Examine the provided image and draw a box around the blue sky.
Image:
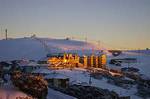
[0,0,150,49]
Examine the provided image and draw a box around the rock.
[63,85,125,99]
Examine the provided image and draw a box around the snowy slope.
[48,68,141,99]
[0,37,100,61]
[47,88,76,99]
[0,75,33,99]
[0,86,32,99]
[128,50,150,55]
[0,74,76,99]
[107,51,150,77]
[0,38,46,60]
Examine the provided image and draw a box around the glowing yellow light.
[64,59,67,63]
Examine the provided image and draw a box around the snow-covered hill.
[0,37,149,77]
[0,37,101,61]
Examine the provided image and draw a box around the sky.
[0,0,150,49]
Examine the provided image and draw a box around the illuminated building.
[47,53,107,69]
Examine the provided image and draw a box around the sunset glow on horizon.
[0,0,150,49]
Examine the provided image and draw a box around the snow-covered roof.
[44,73,69,79]
[23,62,38,66]
[107,65,121,71]
[32,68,53,74]
[140,74,150,80]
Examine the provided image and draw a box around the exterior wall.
[48,57,61,64]
[47,78,69,88]
[87,55,94,68]
[47,53,107,69]
[98,54,107,69]
[79,56,87,68]
[90,55,94,67]
[21,67,34,73]
[83,56,87,68]
[47,53,80,67]
[98,56,102,68]
[93,56,98,68]
[53,79,59,87]
[74,54,80,63]
[101,54,107,66]
[87,57,91,68]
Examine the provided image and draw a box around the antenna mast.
[5,29,7,40]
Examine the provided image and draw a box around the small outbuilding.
[44,73,69,88]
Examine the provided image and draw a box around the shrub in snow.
[11,71,48,99]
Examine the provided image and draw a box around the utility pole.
[0,27,2,39]
[98,40,101,50]
[89,68,92,85]
[5,29,7,40]
[85,37,87,43]
[84,32,87,43]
